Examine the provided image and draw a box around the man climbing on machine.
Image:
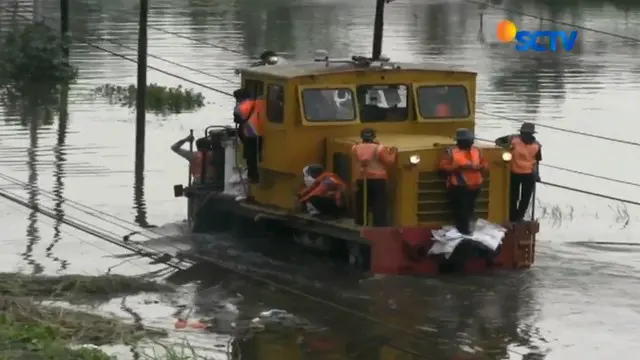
[297,164,347,219]
[495,122,542,222]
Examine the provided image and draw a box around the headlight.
[501,152,512,161]
[409,155,421,165]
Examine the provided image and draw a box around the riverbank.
[0,273,173,360]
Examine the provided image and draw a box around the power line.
[148,25,249,57]
[474,137,640,188]
[3,8,639,224]
[541,181,640,206]
[0,187,188,271]
[4,4,640,194]
[95,28,640,158]
[0,5,234,97]
[465,0,640,43]
[8,4,640,198]
[141,7,640,149]
[466,1,640,147]
[477,111,640,147]
[78,40,233,97]
[94,35,238,84]
[4,198,165,275]
[0,180,436,358]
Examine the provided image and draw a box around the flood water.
[1,0,640,358]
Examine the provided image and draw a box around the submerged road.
[1,0,640,358]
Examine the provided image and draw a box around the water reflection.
[45,85,70,272]
[168,261,547,359]
[354,274,547,359]
[22,107,44,275]
[423,3,452,55]
[133,146,150,228]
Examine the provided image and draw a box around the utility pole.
[134,0,148,226]
[135,0,148,184]
[60,0,69,58]
[371,0,385,60]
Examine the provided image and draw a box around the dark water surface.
[1,0,640,358]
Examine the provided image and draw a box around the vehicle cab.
[234,51,512,228]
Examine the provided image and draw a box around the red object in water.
[174,319,208,330]
[361,221,538,275]
[174,319,188,329]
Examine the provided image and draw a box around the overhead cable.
[465,0,640,43]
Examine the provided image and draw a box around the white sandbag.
[428,219,506,259]
[302,166,319,215]
[225,168,249,200]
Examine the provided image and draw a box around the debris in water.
[0,272,170,359]
[91,83,206,115]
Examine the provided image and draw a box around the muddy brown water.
[1,0,640,358]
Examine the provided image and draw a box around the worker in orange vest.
[438,128,487,235]
[171,135,215,184]
[233,88,265,183]
[495,122,542,222]
[297,164,347,218]
[352,128,398,227]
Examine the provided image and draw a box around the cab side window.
[244,79,264,98]
[266,84,284,123]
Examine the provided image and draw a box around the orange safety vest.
[510,136,540,174]
[434,103,452,117]
[351,142,395,180]
[442,147,484,188]
[299,172,346,206]
[190,151,214,182]
[237,98,256,120]
[242,98,265,137]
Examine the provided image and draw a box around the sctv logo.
[496,20,578,52]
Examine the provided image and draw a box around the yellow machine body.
[235,59,511,228]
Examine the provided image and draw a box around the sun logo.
[496,20,517,42]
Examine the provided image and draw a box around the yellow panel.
[486,150,511,223]
[262,126,289,172]
[396,166,418,226]
[261,80,290,173]
[392,145,511,227]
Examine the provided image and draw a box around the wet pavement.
[1,0,640,358]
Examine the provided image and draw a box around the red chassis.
[362,221,539,275]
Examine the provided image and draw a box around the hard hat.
[361,128,376,141]
[519,122,536,133]
[454,128,474,141]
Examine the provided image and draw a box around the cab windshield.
[301,88,356,122]
[416,85,469,119]
[356,84,408,122]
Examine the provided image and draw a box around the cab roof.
[240,60,477,79]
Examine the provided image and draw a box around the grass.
[91,83,206,116]
[0,273,175,360]
[0,273,173,301]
